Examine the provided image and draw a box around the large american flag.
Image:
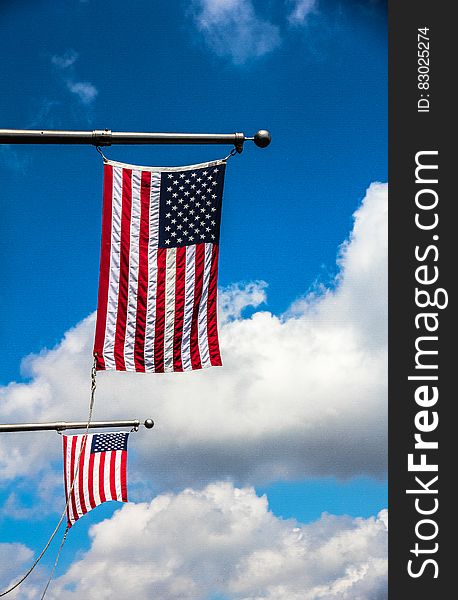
[63,432,129,527]
[93,158,226,372]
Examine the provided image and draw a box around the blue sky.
[0,1,387,597]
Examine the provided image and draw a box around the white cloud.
[66,81,98,104]
[0,471,63,520]
[190,0,281,64]
[219,280,268,322]
[45,482,387,600]
[50,50,98,105]
[0,183,387,489]
[0,543,33,589]
[288,0,318,25]
[51,50,79,69]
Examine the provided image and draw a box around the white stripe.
[181,245,196,371]
[114,451,123,501]
[104,451,112,500]
[144,173,160,372]
[103,167,123,369]
[197,244,212,368]
[123,169,141,370]
[163,248,177,372]
[92,452,101,508]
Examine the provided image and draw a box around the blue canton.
[91,432,129,453]
[158,164,225,248]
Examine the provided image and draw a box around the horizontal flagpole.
[0,419,154,433]
[0,129,271,150]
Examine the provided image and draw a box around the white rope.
[0,357,98,597]
[40,525,69,599]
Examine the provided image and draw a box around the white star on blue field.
[0,1,387,597]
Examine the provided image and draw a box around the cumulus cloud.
[219,280,268,322]
[50,50,98,105]
[0,183,387,492]
[288,0,318,25]
[42,482,387,599]
[190,0,281,64]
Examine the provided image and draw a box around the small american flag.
[93,158,226,372]
[63,432,129,527]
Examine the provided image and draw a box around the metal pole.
[0,129,271,150]
[0,419,154,433]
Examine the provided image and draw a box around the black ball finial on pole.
[253,130,271,148]
[144,419,155,429]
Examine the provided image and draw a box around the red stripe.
[153,248,167,372]
[69,437,78,525]
[99,452,106,504]
[114,169,132,370]
[190,243,205,370]
[94,164,113,370]
[172,247,187,371]
[77,436,88,517]
[120,450,128,502]
[133,171,151,372]
[109,452,117,500]
[207,245,222,366]
[88,451,96,509]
